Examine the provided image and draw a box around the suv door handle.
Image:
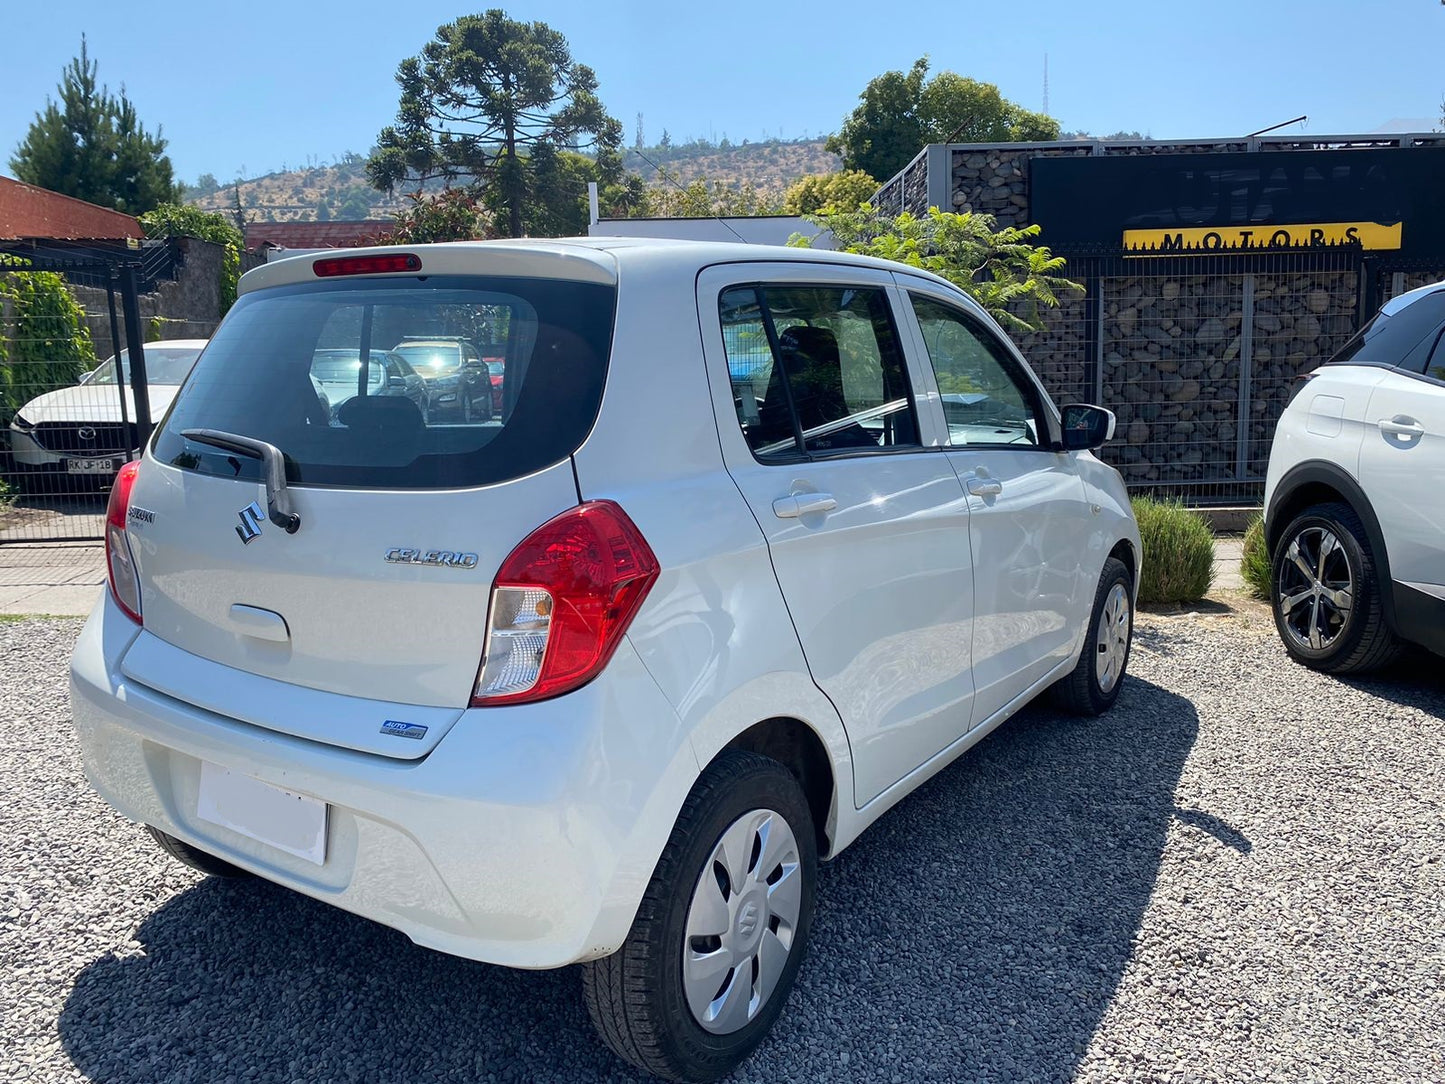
[967,477,1003,497]
[773,493,837,519]
[1378,416,1425,439]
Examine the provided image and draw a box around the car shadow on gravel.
[1335,650,1445,712]
[57,676,1199,1083]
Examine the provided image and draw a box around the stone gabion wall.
[901,154,929,216]
[909,139,1409,498]
[873,149,935,218]
[1095,269,1359,492]
[1099,274,1242,487]
[947,146,1080,227]
[1010,288,1091,407]
[1245,270,1359,474]
[1382,269,1445,301]
[872,169,907,218]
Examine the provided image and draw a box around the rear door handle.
[1378,416,1425,439]
[773,493,837,519]
[967,477,1003,497]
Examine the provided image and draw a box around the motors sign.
[1030,146,1445,259]
[1123,220,1403,256]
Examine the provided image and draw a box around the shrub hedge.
[1131,497,1215,605]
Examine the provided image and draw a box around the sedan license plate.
[196,762,328,865]
[66,456,117,474]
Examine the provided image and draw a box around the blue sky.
[3,0,1442,184]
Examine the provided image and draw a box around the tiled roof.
[243,220,395,252]
[0,176,144,241]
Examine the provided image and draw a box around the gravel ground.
[1,607,1442,1083]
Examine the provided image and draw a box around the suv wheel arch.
[1267,460,1397,634]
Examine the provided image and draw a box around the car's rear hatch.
[119,243,617,757]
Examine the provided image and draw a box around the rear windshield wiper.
[181,428,301,534]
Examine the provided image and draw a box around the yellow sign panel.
[1123,221,1403,255]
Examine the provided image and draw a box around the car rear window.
[153,275,615,488]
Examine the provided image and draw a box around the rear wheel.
[583,752,816,1082]
[1051,556,1133,715]
[145,826,252,878]
[1271,502,1403,673]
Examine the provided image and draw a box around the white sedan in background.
[7,340,207,485]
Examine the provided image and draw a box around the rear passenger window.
[718,285,918,460]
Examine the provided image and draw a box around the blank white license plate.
[196,762,328,865]
[66,456,118,474]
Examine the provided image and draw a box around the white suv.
[70,240,1140,1081]
[1264,279,1445,672]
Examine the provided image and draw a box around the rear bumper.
[69,593,699,968]
[1393,580,1445,658]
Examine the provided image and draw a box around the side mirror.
[1060,404,1116,451]
[387,375,407,390]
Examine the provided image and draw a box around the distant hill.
[621,138,840,195]
[188,138,842,223]
[190,157,406,223]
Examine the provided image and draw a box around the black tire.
[1051,556,1134,716]
[582,752,817,1082]
[146,826,252,878]
[1270,502,1404,674]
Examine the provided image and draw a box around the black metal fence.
[0,241,185,544]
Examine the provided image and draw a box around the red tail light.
[472,501,660,706]
[313,253,422,277]
[105,460,143,624]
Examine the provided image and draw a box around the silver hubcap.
[1278,526,1354,652]
[682,809,802,1035]
[1095,582,1131,694]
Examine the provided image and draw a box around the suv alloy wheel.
[1271,502,1404,673]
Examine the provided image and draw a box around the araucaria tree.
[10,38,177,215]
[368,11,630,238]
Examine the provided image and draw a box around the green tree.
[0,270,97,421]
[138,203,244,316]
[782,170,879,215]
[388,188,491,243]
[367,11,622,238]
[519,146,644,235]
[10,38,178,214]
[336,185,375,220]
[827,58,1061,181]
[793,205,1080,334]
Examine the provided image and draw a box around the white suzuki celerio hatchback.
[71,239,1141,1081]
